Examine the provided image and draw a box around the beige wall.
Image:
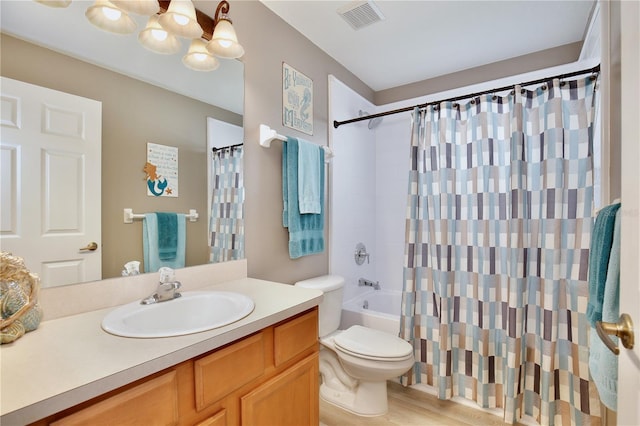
[233,2,584,283]
[1,1,590,286]
[232,2,373,284]
[1,34,242,279]
[375,42,583,105]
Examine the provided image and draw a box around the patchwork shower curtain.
[209,146,244,263]
[400,76,600,425]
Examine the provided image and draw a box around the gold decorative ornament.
[0,252,43,344]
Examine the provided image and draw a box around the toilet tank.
[294,275,344,337]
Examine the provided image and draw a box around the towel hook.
[595,313,635,355]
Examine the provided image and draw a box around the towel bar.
[123,209,199,224]
[259,124,333,162]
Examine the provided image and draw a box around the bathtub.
[340,289,401,335]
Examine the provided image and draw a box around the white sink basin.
[101,291,255,338]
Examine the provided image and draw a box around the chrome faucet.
[141,281,182,305]
[358,278,380,290]
[141,267,182,305]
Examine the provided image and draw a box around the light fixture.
[139,15,181,55]
[158,0,203,39]
[183,39,220,72]
[34,0,244,72]
[34,0,72,7]
[207,0,244,59]
[110,0,159,16]
[86,0,136,34]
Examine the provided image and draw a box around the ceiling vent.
[337,1,385,30]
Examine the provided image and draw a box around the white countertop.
[0,278,323,425]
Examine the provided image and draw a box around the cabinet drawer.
[52,370,179,426]
[195,332,265,411]
[274,308,318,367]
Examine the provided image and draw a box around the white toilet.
[295,275,414,417]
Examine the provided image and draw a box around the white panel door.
[0,77,101,288]
[617,1,640,424]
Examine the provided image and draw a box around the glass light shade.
[158,0,202,39]
[111,0,159,15]
[207,18,244,59]
[85,0,136,34]
[139,15,181,54]
[34,0,72,7]
[183,39,219,72]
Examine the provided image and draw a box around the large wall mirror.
[0,1,244,287]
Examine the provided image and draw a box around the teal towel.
[143,213,186,272]
[586,202,621,326]
[297,139,322,214]
[589,208,621,410]
[156,212,178,260]
[283,137,325,258]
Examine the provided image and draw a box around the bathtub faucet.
[358,278,380,290]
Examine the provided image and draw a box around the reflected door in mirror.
[0,77,102,288]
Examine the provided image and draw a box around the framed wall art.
[144,142,178,197]
[282,62,313,135]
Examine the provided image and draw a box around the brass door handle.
[79,242,98,252]
[595,313,635,355]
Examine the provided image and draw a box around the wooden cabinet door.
[195,409,227,426]
[240,353,318,426]
[51,371,179,426]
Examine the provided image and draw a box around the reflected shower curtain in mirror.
[400,76,600,425]
[209,146,244,263]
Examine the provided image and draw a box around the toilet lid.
[334,325,413,359]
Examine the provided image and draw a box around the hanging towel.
[589,207,621,410]
[143,213,186,272]
[586,202,621,326]
[156,212,178,260]
[282,137,325,258]
[297,138,322,214]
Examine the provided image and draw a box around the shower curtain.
[400,76,600,425]
[209,146,244,263]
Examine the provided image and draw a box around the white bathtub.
[340,289,401,336]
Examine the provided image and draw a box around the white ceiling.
[1,0,595,108]
[260,0,596,91]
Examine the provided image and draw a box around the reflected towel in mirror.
[143,213,186,272]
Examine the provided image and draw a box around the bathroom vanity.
[0,269,323,425]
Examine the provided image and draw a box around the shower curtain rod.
[212,142,243,152]
[333,64,600,129]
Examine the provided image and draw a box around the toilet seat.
[333,325,413,361]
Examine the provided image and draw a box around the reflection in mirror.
[0,1,244,287]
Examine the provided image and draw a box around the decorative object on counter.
[0,252,43,344]
[282,63,313,135]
